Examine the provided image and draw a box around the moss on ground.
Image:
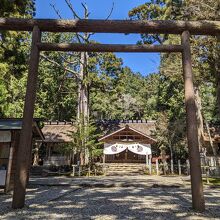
[203,177,220,186]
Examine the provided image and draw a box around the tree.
[69,116,102,165]
[0,0,35,117]
[129,0,219,159]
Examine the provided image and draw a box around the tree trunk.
[205,121,220,175]
[77,52,89,165]
[77,52,89,120]
[169,143,174,174]
[195,88,204,152]
[215,35,220,118]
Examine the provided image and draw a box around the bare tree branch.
[105,2,114,20]
[65,0,81,19]
[50,3,62,19]
[81,3,89,18]
[40,54,80,81]
[59,53,79,65]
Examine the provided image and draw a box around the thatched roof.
[99,124,156,144]
[41,120,156,143]
[97,120,156,137]
[42,122,75,143]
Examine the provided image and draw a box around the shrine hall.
[98,120,156,163]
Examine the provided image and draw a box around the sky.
[35,0,160,76]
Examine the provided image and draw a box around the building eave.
[99,125,156,143]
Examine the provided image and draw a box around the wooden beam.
[37,43,183,53]
[12,26,41,209]
[0,18,219,35]
[181,31,205,212]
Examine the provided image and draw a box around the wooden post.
[171,159,174,175]
[78,165,81,176]
[5,131,17,193]
[206,165,210,184]
[186,159,190,175]
[146,154,149,166]
[88,166,91,177]
[181,31,205,211]
[178,160,181,176]
[103,154,105,164]
[12,26,41,209]
[125,148,128,161]
[149,155,152,175]
[72,165,75,177]
[156,159,159,175]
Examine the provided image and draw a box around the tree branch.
[40,54,80,81]
[50,4,62,19]
[105,2,114,20]
[59,53,79,65]
[65,0,81,19]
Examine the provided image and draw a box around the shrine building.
[98,120,156,163]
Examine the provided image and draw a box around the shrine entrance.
[105,150,146,163]
[0,17,219,211]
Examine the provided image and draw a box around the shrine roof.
[98,120,156,143]
[41,121,75,143]
[0,118,44,139]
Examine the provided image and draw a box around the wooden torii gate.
[0,18,219,211]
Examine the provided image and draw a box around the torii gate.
[0,18,219,211]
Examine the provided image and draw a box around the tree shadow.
[1,176,220,219]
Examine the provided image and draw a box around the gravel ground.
[0,176,220,220]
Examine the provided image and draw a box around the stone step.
[106,171,145,176]
[106,165,145,168]
[107,168,144,171]
[105,163,146,176]
[106,163,146,165]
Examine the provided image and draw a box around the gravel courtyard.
[0,175,219,220]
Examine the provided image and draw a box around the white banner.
[104,143,151,155]
[104,144,127,155]
[128,144,151,155]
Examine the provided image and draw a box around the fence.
[201,156,220,177]
[71,164,105,177]
[149,157,220,177]
[147,159,190,176]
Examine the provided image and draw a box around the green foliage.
[129,0,219,160]
[69,116,102,160]
[0,0,35,17]
[0,0,35,117]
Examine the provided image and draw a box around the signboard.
[0,131,11,143]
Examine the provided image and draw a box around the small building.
[0,118,44,192]
[40,121,75,166]
[98,120,156,163]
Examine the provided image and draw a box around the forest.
[0,0,219,161]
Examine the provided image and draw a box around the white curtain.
[104,144,127,155]
[128,144,151,155]
[104,143,151,155]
